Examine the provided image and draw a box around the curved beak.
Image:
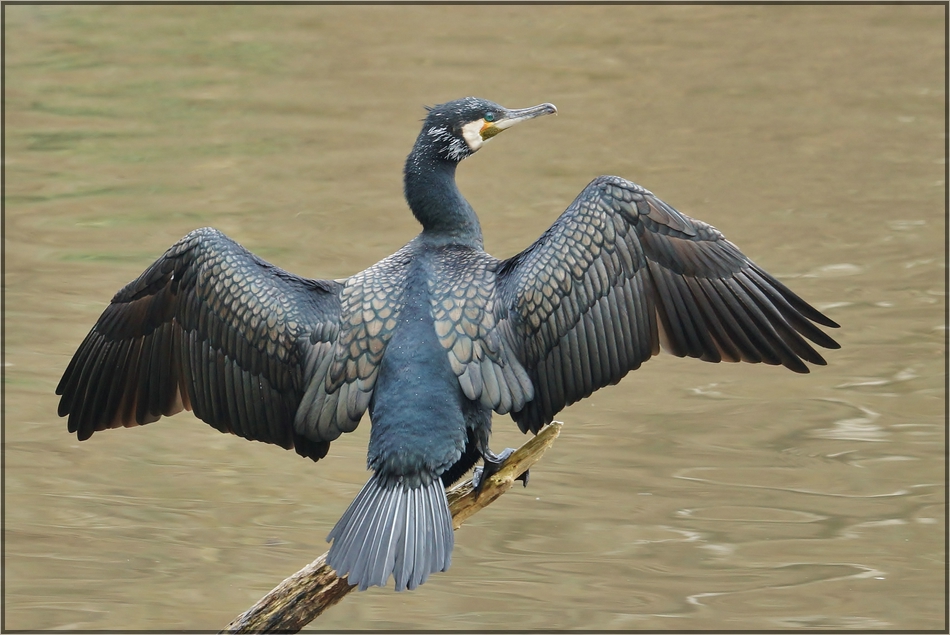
[481,102,557,140]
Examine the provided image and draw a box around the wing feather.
[496,176,840,433]
[56,227,345,461]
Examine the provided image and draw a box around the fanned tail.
[327,473,453,591]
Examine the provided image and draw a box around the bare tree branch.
[221,421,563,633]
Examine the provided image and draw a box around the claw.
[472,447,529,497]
[517,469,529,487]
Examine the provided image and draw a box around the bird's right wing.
[56,227,351,462]
[495,176,840,434]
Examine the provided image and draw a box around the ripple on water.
[811,401,886,442]
[675,505,826,523]
[674,466,908,498]
[770,615,892,629]
[804,263,864,277]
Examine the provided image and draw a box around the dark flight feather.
[56,227,346,460]
[496,175,840,434]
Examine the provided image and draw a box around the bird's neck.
[404,149,484,249]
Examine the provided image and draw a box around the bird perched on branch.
[57,97,839,592]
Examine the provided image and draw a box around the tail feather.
[331,479,388,579]
[327,474,453,591]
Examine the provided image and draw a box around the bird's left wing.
[495,176,840,434]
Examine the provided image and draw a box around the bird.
[56,96,840,592]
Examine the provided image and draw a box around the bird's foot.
[472,447,529,496]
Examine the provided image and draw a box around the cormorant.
[56,97,840,592]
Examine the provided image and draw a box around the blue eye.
[484,112,495,122]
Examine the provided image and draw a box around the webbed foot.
[472,447,529,496]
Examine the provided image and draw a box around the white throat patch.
[461,119,486,152]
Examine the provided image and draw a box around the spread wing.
[56,227,347,461]
[495,175,841,434]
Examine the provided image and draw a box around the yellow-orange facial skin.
[480,120,503,140]
[460,119,502,153]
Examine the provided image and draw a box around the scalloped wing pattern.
[497,176,840,434]
[428,246,533,415]
[56,227,343,461]
[295,247,413,442]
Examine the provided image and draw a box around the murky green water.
[4,5,944,631]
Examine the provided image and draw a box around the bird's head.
[418,97,557,163]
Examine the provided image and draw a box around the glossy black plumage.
[495,175,840,433]
[56,228,342,461]
[57,97,839,592]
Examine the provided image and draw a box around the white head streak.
[427,125,470,161]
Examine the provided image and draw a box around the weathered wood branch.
[221,421,562,634]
